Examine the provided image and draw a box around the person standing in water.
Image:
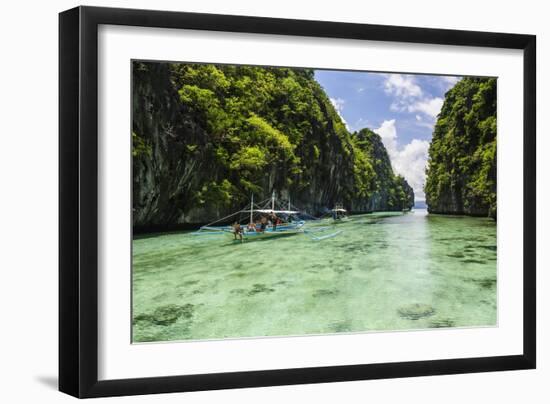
[232,222,243,242]
[269,211,278,231]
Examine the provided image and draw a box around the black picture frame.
[59,5,536,398]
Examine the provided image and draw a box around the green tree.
[425,78,497,217]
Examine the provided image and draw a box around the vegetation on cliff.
[354,128,414,211]
[425,78,497,218]
[132,62,414,227]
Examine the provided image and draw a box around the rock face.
[425,78,497,218]
[132,62,414,229]
[351,129,414,212]
[132,63,212,226]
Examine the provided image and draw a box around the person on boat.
[259,216,268,233]
[247,222,256,232]
[232,222,243,242]
[269,211,278,231]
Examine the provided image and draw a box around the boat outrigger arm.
[198,192,305,237]
[243,209,300,214]
[329,203,349,222]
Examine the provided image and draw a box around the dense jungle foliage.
[425,77,497,218]
[132,62,413,227]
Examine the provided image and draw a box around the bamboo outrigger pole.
[250,194,254,224]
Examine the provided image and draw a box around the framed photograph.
[59,6,536,398]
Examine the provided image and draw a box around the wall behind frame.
[0,0,545,403]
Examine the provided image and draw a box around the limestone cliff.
[132,62,414,229]
[425,78,496,218]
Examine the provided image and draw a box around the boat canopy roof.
[332,208,347,212]
[242,209,300,214]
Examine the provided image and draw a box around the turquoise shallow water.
[132,209,497,343]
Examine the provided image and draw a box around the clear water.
[132,209,497,343]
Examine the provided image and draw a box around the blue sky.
[314,70,460,201]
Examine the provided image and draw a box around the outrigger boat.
[331,203,350,223]
[195,192,341,242]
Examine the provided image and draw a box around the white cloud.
[374,119,429,201]
[393,139,430,202]
[389,101,403,112]
[351,117,371,132]
[415,120,437,130]
[383,74,423,99]
[407,97,444,119]
[383,74,445,121]
[375,119,398,149]
[441,76,460,89]
[330,97,345,111]
[415,114,422,121]
[329,97,350,130]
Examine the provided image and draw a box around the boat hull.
[229,229,302,242]
[228,221,305,242]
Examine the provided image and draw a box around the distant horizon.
[314,70,461,203]
[414,200,428,208]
